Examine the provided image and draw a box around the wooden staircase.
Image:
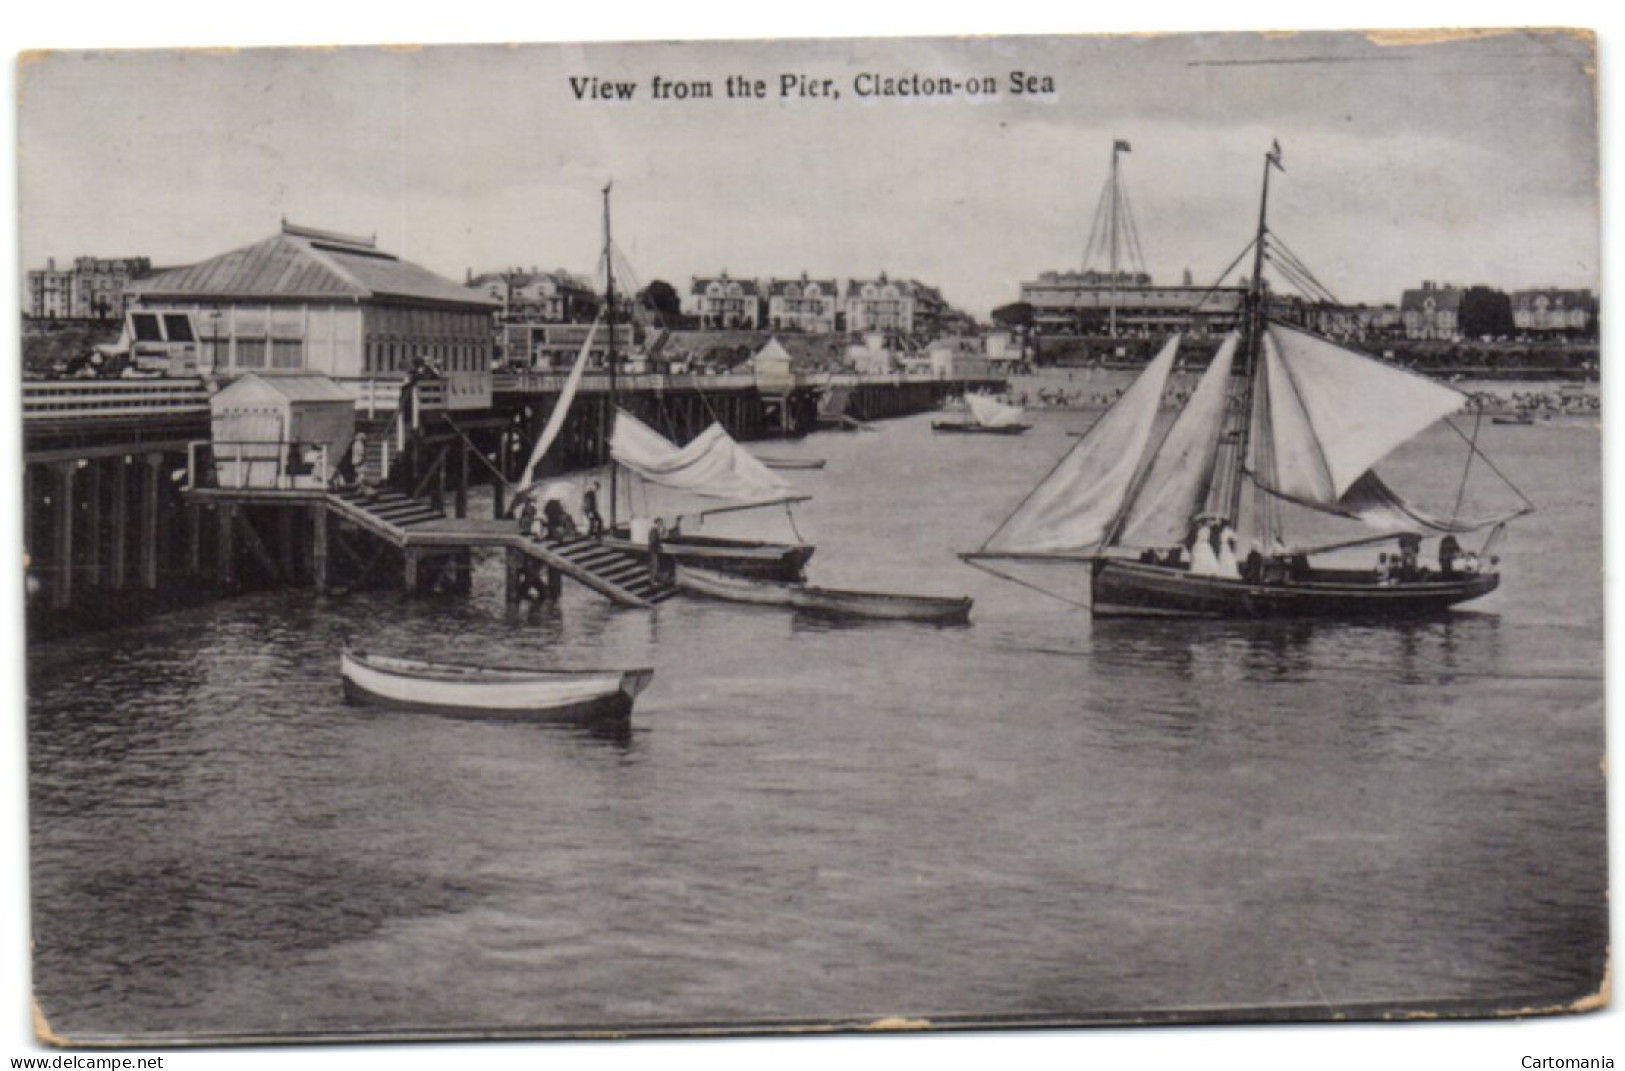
[327,487,446,541]
[532,534,679,606]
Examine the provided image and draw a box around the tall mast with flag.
[1083,139,1146,338]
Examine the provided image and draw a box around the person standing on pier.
[583,481,604,538]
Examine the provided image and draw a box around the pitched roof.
[767,276,839,298]
[1399,285,1464,313]
[132,223,498,309]
[213,373,358,406]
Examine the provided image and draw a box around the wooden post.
[456,550,473,594]
[546,564,563,601]
[51,463,76,609]
[85,459,103,588]
[310,504,329,594]
[492,474,506,521]
[278,506,297,581]
[454,438,469,519]
[504,547,522,606]
[110,458,129,589]
[404,547,422,594]
[187,501,203,575]
[141,453,163,589]
[217,503,237,588]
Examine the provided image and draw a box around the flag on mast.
[1268,139,1285,171]
[1114,139,1132,153]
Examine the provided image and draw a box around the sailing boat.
[585,184,815,582]
[933,392,1031,435]
[963,144,1531,618]
[598,408,816,580]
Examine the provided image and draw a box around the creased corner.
[33,998,72,1048]
[865,1016,933,1031]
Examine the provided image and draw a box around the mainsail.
[965,392,1026,428]
[610,410,792,502]
[516,316,601,494]
[1251,323,1524,534]
[979,335,1181,555]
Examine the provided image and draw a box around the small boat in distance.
[1492,413,1536,426]
[933,392,1031,435]
[675,564,973,624]
[340,649,653,721]
[753,457,828,470]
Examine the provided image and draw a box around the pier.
[22,369,1002,635]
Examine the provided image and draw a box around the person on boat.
[1242,542,1265,583]
[516,497,538,538]
[1438,535,1462,577]
[1396,533,1422,582]
[1374,553,1395,586]
[583,481,604,538]
[1215,524,1242,580]
[1188,521,1220,576]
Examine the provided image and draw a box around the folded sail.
[1262,323,1466,504]
[1116,332,1239,547]
[518,316,601,492]
[610,410,791,501]
[965,392,1026,428]
[979,335,1180,555]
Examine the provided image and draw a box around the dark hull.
[1091,559,1500,619]
[931,421,1031,435]
[603,533,815,582]
[676,565,972,624]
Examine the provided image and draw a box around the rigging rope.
[1442,417,1536,511]
[962,556,1094,610]
[1450,403,1484,524]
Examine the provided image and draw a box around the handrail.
[23,377,210,421]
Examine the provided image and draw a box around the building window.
[131,313,164,342]
[237,339,268,369]
[271,339,303,369]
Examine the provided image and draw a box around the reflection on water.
[27,413,1606,1040]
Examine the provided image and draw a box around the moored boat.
[340,649,653,721]
[934,392,1031,435]
[676,564,973,624]
[604,528,815,582]
[754,457,828,470]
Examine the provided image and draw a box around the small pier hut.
[209,374,355,489]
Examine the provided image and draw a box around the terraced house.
[765,273,839,333]
[689,272,762,329]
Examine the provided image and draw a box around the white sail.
[516,316,601,493]
[1115,332,1239,547]
[965,392,1026,428]
[1262,323,1466,503]
[610,410,791,501]
[980,335,1180,555]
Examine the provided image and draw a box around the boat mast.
[603,181,618,529]
[1223,143,1279,529]
[1108,144,1121,338]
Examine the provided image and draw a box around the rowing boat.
[931,420,1031,435]
[340,649,653,721]
[675,564,973,624]
[754,457,828,470]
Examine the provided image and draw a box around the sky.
[16,30,1599,318]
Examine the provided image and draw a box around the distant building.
[844,273,948,338]
[766,274,839,333]
[1511,288,1596,336]
[689,272,763,329]
[1301,302,1405,341]
[467,267,600,324]
[125,221,499,379]
[1399,281,1463,340]
[1019,269,1244,337]
[26,255,152,320]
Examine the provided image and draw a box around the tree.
[990,301,1034,329]
[638,279,683,320]
[1460,286,1514,340]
